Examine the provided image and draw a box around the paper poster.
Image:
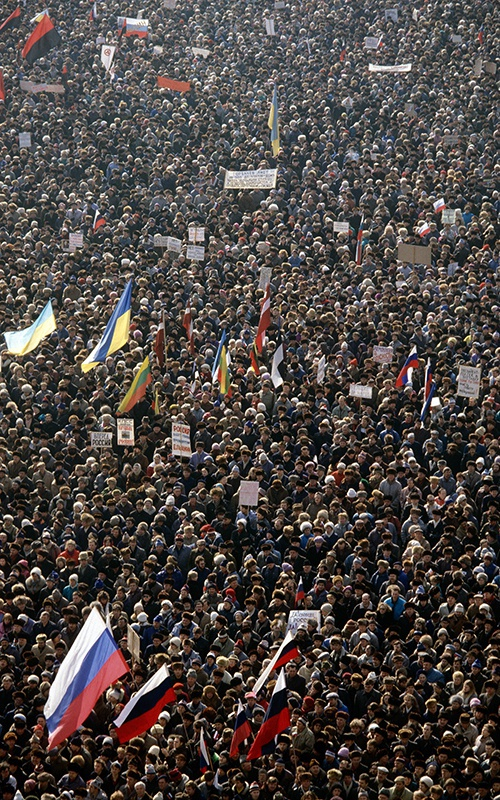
[259,267,272,289]
[287,610,321,634]
[90,431,113,448]
[384,8,398,21]
[364,37,381,49]
[239,481,260,507]
[101,44,116,72]
[224,169,277,189]
[117,418,135,446]
[485,62,497,75]
[442,134,460,146]
[451,34,462,43]
[405,102,417,117]
[349,384,373,399]
[18,133,32,148]
[188,226,205,243]
[265,18,276,36]
[474,58,483,76]
[373,345,393,364]
[186,245,205,261]
[68,233,84,251]
[167,236,182,253]
[154,234,170,247]
[457,366,481,399]
[333,221,350,233]
[172,422,191,458]
[275,0,286,7]
[163,0,177,7]
[398,243,432,265]
[368,63,412,73]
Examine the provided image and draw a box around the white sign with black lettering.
[90,431,114,449]
[287,610,321,634]
[186,245,205,261]
[457,366,481,399]
[172,422,191,458]
[117,418,135,446]
[349,384,373,399]
[333,221,350,234]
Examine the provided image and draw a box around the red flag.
[0,70,5,103]
[183,302,194,354]
[154,311,165,366]
[254,284,271,354]
[339,48,346,62]
[157,76,191,93]
[22,14,61,65]
[0,6,21,34]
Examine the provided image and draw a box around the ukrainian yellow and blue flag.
[268,84,280,156]
[4,300,56,356]
[81,280,132,372]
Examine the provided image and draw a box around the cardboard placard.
[90,431,113,448]
[117,418,135,446]
[239,481,260,507]
[172,422,191,458]
[398,243,432,265]
[457,366,481,399]
[441,209,458,225]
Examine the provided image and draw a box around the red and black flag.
[0,7,21,35]
[22,14,61,66]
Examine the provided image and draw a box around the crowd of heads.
[0,0,499,799]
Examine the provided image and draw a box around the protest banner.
[451,34,462,43]
[373,345,393,364]
[186,245,205,261]
[457,366,481,399]
[287,610,321,634]
[368,63,412,73]
[117,418,135,446]
[224,169,277,189]
[441,209,458,224]
[20,80,64,93]
[239,481,260,507]
[172,422,191,458]
[157,76,191,92]
[90,432,113,449]
[349,384,373,399]
[333,221,350,234]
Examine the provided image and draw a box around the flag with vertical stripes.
[271,331,286,388]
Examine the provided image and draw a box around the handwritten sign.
[265,18,275,36]
[167,236,182,253]
[364,37,381,49]
[441,209,458,225]
[333,221,350,234]
[90,432,113,449]
[186,245,205,261]
[117,418,135,446]
[373,345,393,364]
[287,610,321,634]
[154,235,170,248]
[349,384,373,399]
[259,267,272,289]
[18,133,32,148]
[457,366,481,399]
[68,233,84,252]
[188,226,205,243]
[172,422,191,458]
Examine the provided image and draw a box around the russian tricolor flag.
[200,727,211,774]
[395,346,419,388]
[230,699,253,758]
[253,631,300,695]
[93,208,106,232]
[125,20,148,37]
[355,215,364,265]
[433,197,446,213]
[418,221,431,237]
[420,359,436,421]
[44,608,128,748]
[114,664,176,743]
[247,670,290,760]
[295,576,305,608]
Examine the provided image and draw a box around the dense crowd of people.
[0,0,499,799]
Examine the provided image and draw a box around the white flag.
[101,44,116,72]
[317,355,326,385]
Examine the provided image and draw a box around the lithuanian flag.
[118,356,152,413]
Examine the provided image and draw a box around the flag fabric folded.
[268,84,280,156]
[0,6,21,34]
[420,359,436,421]
[0,69,5,103]
[295,577,305,608]
[89,2,97,22]
[229,700,252,759]
[114,664,176,743]
[199,727,211,774]
[355,214,364,265]
[212,329,227,382]
[418,221,431,237]
[81,280,132,372]
[433,197,446,213]
[395,346,419,388]
[4,300,56,356]
[154,311,165,366]
[117,356,152,413]
[317,354,326,384]
[271,331,286,388]
[253,631,300,696]
[183,302,194,354]
[22,14,61,65]
[93,208,106,232]
[247,670,290,759]
[44,608,128,748]
[249,342,260,374]
[157,76,191,93]
[255,284,271,353]
[219,343,231,396]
